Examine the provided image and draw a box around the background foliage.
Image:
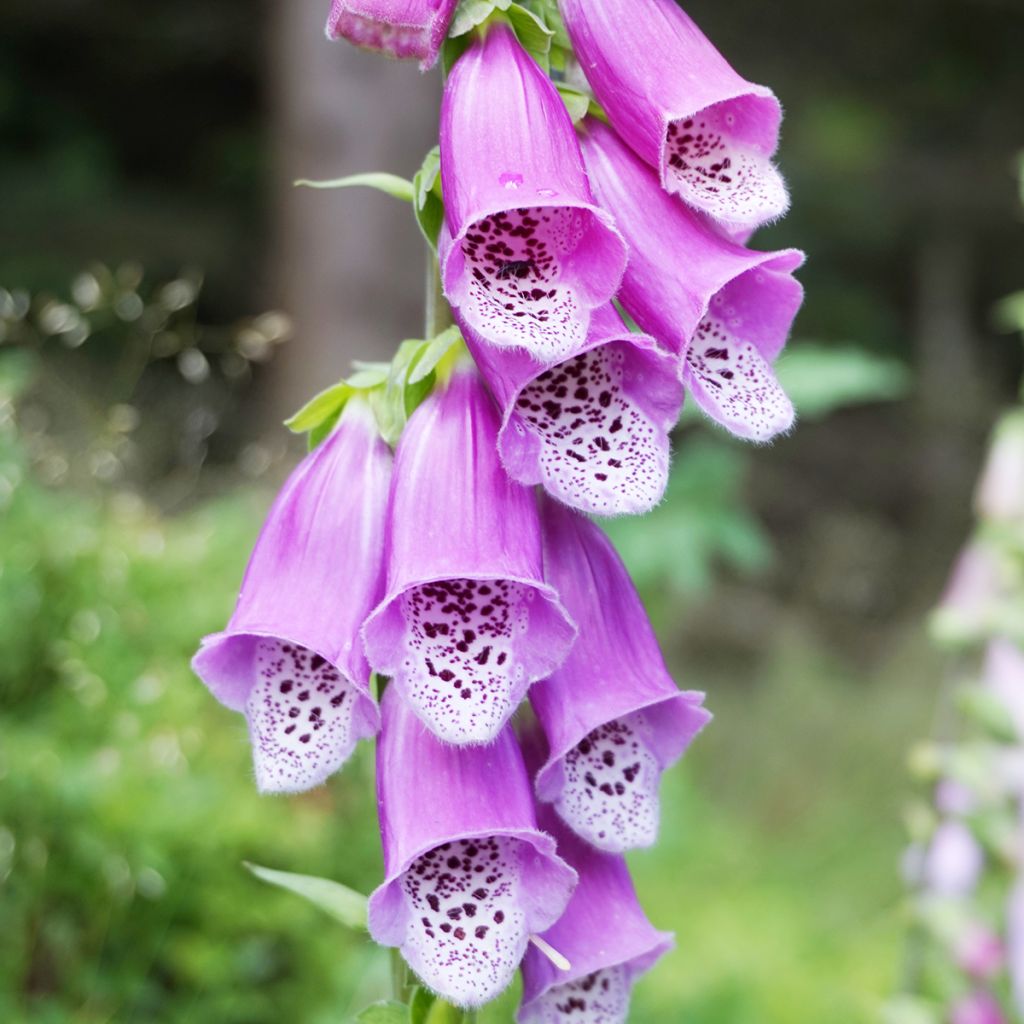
[1,0,1023,1021]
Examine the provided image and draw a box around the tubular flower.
[530,497,710,853]
[560,0,787,232]
[518,807,672,1024]
[362,364,576,745]
[464,303,683,517]
[580,118,803,443]
[438,23,626,362]
[325,0,458,69]
[368,686,577,1008]
[951,992,1007,1024]
[192,397,389,793]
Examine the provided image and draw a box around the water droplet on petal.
[536,188,558,198]
[499,172,524,190]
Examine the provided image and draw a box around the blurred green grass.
[0,413,938,1021]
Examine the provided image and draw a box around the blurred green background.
[2,1,1024,1022]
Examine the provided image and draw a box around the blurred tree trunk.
[267,0,440,421]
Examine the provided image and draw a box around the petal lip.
[464,304,684,517]
[368,688,578,953]
[439,22,626,355]
[530,498,710,803]
[561,0,785,228]
[517,806,674,1018]
[360,366,578,742]
[191,397,390,781]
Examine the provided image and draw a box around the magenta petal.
[325,0,458,69]
[369,687,577,1008]
[580,119,804,443]
[362,366,577,745]
[951,992,1007,1024]
[518,807,672,1024]
[465,304,683,517]
[192,398,389,793]
[530,498,710,853]
[439,24,626,361]
[561,0,787,230]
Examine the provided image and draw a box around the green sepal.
[294,172,415,204]
[556,84,592,125]
[284,365,390,450]
[354,1002,408,1024]
[243,861,368,930]
[413,146,445,250]
[446,0,554,71]
[448,0,510,38]
[505,3,555,69]
[423,1000,463,1024]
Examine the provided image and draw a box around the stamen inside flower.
[665,112,786,227]
[399,579,529,744]
[246,638,358,792]
[527,966,631,1024]
[460,207,589,359]
[683,309,793,442]
[400,836,529,1006]
[514,345,666,515]
[554,713,660,853]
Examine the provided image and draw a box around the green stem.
[425,251,453,339]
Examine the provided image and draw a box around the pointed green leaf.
[244,862,368,930]
[284,381,352,433]
[307,409,343,451]
[413,146,445,249]
[295,173,415,203]
[408,327,462,384]
[354,1002,408,1024]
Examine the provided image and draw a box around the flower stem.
[425,251,453,339]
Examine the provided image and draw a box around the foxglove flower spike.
[580,119,804,443]
[561,0,787,231]
[465,304,683,517]
[439,23,626,362]
[192,397,389,793]
[518,804,673,1024]
[325,0,458,69]
[531,497,710,853]
[362,364,576,745]
[369,687,577,1008]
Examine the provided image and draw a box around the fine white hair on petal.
[515,344,667,516]
[553,712,660,854]
[460,207,589,360]
[400,836,530,1007]
[664,109,788,228]
[684,312,794,442]
[247,638,357,792]
[525,965,632,1024]
[398,578,529,744]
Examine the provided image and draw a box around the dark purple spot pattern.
[246,638,356,792]
[461,206,589,359]
[527,966,630,1024]
[515,344,665,515]
[400,836,528,1006]
[554,713,659,854]
[684,308,792,442]
[399,579,529,743]
[665,112,785,226]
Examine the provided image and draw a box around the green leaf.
[993,290,1024,336]
[408,327,462,384]
[423,1001,463,1024]
[244,862,368,930]
[307,409,343,451]
[955,686,1019,742]
[775,343,911,419]
[412,147,445,249]
[354,1002,408,1024]
[284,381,352,433]
[294,173,415,203]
